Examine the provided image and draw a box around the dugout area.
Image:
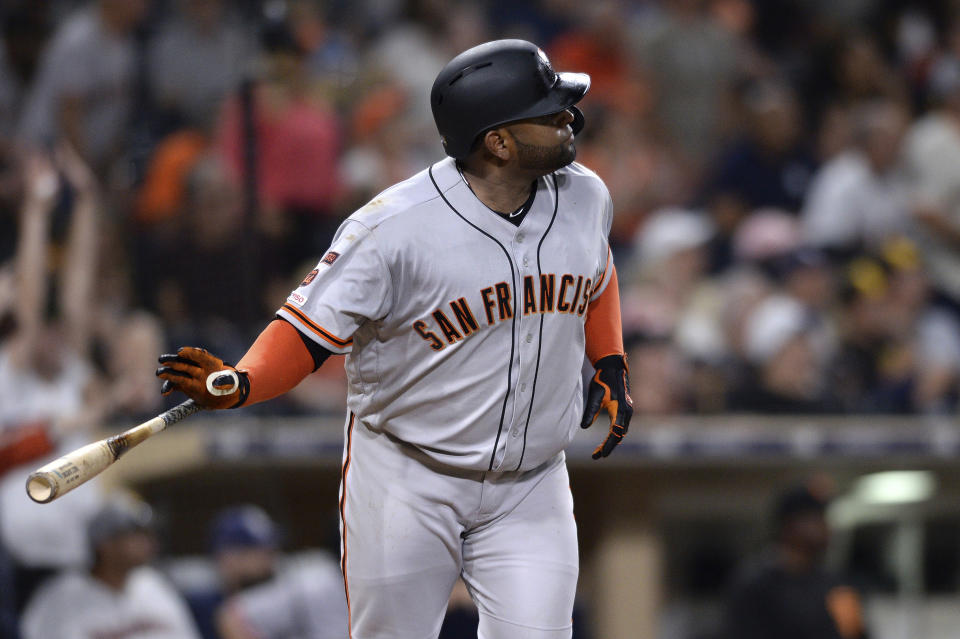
[103,413,960,639]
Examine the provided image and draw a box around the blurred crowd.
[1,0,960,635]
[14,495,352,639]
[0,0,959,424]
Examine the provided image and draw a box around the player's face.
[506,109,577,172]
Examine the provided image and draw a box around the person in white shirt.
[902,55,960,309]
[20,495,201,639]
[802,99,911,254]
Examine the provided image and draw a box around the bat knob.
[26,473,57,504]
[206,370,239,396]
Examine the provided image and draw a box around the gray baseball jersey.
[277,157,613,472]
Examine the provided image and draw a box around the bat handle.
[158,399,203,428]
[108,399,203,455]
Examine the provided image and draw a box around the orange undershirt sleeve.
[584,264,625,365]
[237,319,318,405]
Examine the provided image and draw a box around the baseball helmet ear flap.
[570,106,585,136]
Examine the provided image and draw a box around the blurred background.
[2,0,960,637]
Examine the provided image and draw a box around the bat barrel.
[24,439,116,504]
[25,400,201,505]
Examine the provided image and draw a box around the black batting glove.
[580,354,633,459]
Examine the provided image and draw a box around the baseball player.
[157,39,633,639]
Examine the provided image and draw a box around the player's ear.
[481,128,511,161]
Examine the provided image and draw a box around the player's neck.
[458,162,537,214]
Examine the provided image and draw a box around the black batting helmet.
[431,39,591,159]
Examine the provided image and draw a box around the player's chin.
[557,142,577,168]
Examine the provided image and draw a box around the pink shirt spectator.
[218,88,342,215]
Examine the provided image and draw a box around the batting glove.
[580,354,633,459]
[156,347,249,410]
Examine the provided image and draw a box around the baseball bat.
[25,400,202,504]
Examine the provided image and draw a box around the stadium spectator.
[902,53,960,314]
[703,79,817,221]
[17,0,149,175]
[727,212,838,366]
[829,254,908,413]
[0,136,23,266]
[574,89,683,254]
[636,0,743,167]
[803,29,907,129]
[0,40,21,142]
[547,1,637,112]
[0,140,167,638]
[829,31,907,108]
[149,0,256,131]
[216,551,348,639]
[183,505,283,639]
[142,153,255,355]
[486,0,574,45]
[879,238,960,414]
[623,208,715,331]
[622,209,718,413]
[0,148,105,636]
[0,3,52,141]
[801,99,911,257]
[718,478,868,639]
[728,294,840,413]
[20,495,201,639]
[766,247,835,315]
[624,328,691,415]
[339,82,425,204]
[215,4,345,282]
[285,0,360,105]
[831,239,960,414]
[360,0,463,155]
[134,126,212,228]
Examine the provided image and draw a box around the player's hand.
[156,347,249,410]
[580,354,633,459]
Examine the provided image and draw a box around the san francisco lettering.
[413,273,592,351]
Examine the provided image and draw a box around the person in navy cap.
[184,504,280,639]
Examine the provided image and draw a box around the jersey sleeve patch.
[279,219,393,355]
[300,268,319,286]
[287,291,308,307]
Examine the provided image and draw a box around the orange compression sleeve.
[584,263,625,365]
[237,319,317,405]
